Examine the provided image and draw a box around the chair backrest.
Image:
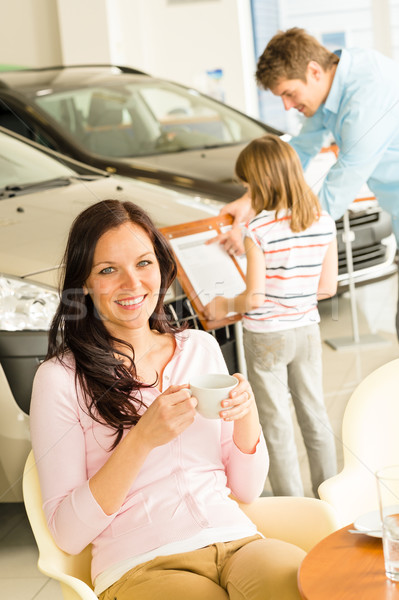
[319,358,399,524]
[85,94,137,157]
[23,450,97,600]
[340,358,399,471]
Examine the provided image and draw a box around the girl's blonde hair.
[235,134,321,232]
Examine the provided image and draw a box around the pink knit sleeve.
[30,359,115,554]
[222,428,269,503]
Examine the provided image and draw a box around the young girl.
[204,134,338,497]
[30,199,305,600]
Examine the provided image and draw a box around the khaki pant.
[99,535,305,600]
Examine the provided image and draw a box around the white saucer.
[353,510,382,538]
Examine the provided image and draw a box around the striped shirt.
[243,209,336,333]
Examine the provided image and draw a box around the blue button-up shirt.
[290,47,399,243]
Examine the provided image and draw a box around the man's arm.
[207,192,255,255]
[318,95,399,219]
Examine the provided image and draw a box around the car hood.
[119,143,372,204]
[0,176,221,288]
[125,144,247,199]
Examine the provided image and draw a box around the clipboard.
[160,214,246,331]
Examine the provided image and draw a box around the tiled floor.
[1,274,398,599]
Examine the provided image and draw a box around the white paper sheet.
[170,229,246,307]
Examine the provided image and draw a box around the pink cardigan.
[30,329,268,582]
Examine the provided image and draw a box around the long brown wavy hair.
[235,134,321,232]
[47,199,184,448]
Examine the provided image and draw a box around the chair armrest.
[318,466,380,527]
[38,557,98,600]
[237,496,339,552]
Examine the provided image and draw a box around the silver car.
[0,128,224,502]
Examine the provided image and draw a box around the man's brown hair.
[235,134,321,232]
[256,27,339,90]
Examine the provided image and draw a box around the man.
[218,27,399,334]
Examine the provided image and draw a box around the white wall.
[56,0,113,64]
[112,0,256,114]
[2,0,62,67]
[106,0,258,116]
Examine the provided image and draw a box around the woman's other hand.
[219,373,255,422]
[136,384,197,451]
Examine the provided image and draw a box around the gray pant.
[243,324,337,497]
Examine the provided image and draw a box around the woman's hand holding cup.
[189,372,255,421]
[219,373,256,421]
[136,373,258,455]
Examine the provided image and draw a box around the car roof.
[0,64,149,93]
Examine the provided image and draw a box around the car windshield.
[34,79,267,158]
[0,131,75,189]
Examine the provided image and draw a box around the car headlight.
[0,275,59,331]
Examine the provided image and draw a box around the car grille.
[335,211,379,230]
[337,243,388,274]
[335,208,393,275]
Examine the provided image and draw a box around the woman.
[30,199,305,600]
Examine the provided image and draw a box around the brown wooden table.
[298,524,399,599]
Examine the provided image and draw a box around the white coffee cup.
[189,373,239,419]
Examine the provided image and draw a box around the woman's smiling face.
[84,222,162,337]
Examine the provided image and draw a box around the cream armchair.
[23,450,339,600]
[318,358,399,527]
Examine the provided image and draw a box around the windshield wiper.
[4,176,73,193]
[0,176,77,199]
[69,174,107,182]
[202,142,240,150]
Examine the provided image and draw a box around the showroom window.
[250,0,287,132]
